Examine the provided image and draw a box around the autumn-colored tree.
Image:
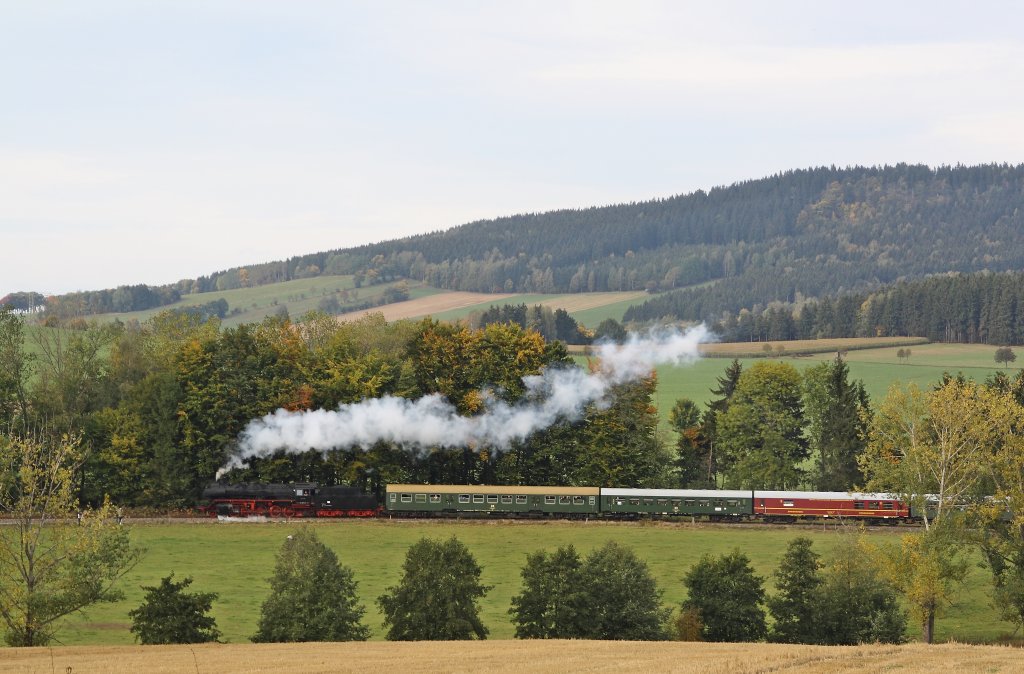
[0,433,141,646]
[576,375,671,488]
[879,528,968,643]
[861,379,1003,641]
[973,380,1024,631]
[861,380,1000,528]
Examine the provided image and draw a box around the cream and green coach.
[385,484,600,516]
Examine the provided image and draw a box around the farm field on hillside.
[334,289,647,325]
[650,341,1021,422]
[4,640,1023,674]
[425,291,648,325]
[95,276,435,327]
[56,520,1011,646]
[336,291,517,322]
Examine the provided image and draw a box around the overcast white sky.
[2,1,1023,296]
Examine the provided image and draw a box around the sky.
[2,1,1023,296]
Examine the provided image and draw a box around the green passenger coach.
[601,488,754,519]
[385,484,600,516]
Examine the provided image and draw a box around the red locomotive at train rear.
[753,491,909,521]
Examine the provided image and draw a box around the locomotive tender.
[201,482,916,522]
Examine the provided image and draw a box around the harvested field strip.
[336,291,516,322]
[567,336,929,357]
[3,641,1021,674]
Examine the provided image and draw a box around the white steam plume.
[218,324,711,477]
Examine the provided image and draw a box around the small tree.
[682,550,766,642]
[378,536,491,640]
[129,574,220,644]
[815,531,907,645]
[881,526,968,643]
[509,545,588,638]
[674,607,704,641]
[767,537,823,643]
[0,433,141,646]
[995,346,1017,368]
[578,541,670,640]
[669,398,709,487]
[252,527,369,643]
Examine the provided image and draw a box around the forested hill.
[23,163,1024,318]
[204,163,1024,306]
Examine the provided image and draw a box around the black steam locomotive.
[199,482,379,518]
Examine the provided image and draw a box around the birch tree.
[0,433,140,646]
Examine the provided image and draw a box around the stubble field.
[4,640,1023,674]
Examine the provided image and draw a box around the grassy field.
[4,640,1023,674]
[425,291,647,327]
[54,520,1014,647]
[649,342,1021,421]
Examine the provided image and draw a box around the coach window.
[401,494,412,503]
[643,498,653,506]
[698,500,709,507]
[459,494,470,503]
[559,496,571,505]
[782,500,794,507]
[684,499,694,507]
[389,493,396,502]
[473,494,485,503]
[883,502,894,510]
[629,498,640,506]
[501,495,513,504]
[726,500,737,507]
[854,501,864,509]
[429,494,441,503]
[614,497,625,506]
[657,499,668,506]
[487,495,498,504]
[415,494,427,503]
[573,496,584,505]
[672,500,681,507]
[545,496,556,505]
[516,495,528,505]
[589,496,596,505]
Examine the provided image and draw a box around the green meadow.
[651,342,1021,424]
[58,520,1011,646]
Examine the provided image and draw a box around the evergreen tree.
[767,537,822,643]
[378,536,491,640]
[669,398,709,487]
[129,574,220,644]
[702,359,743,486]
[803,355,869,491]
[682,550,767,642]
[252,528,369,643]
